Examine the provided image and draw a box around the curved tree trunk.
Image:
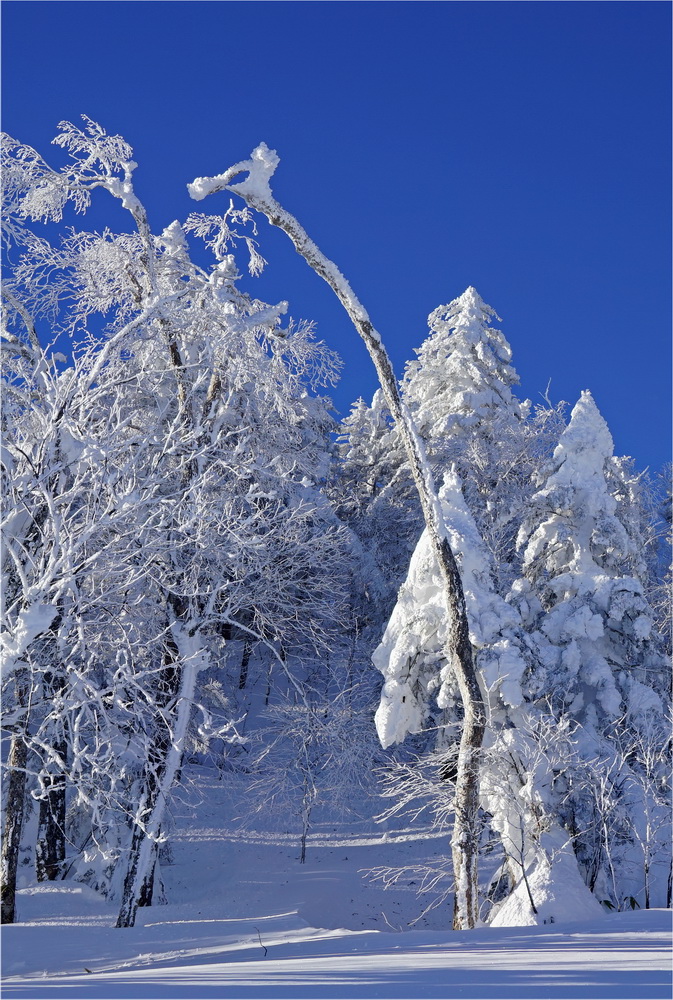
[189,153,487,928]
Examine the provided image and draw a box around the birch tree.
[188,145,486,929]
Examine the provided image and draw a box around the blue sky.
[3,0,671,472]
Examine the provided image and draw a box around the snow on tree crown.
[519,390,634,580]
[548,390,614,488]
[403,287,522,443]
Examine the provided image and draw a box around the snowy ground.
[3,768,671,1000]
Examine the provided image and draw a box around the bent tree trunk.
[189,148,487,929]
[1,671,30,924]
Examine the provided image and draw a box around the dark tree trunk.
[35,755,67,882]
[238,640,252,690]
[1,672,30,924]
[35,671,68,882]
[1,732,28,924]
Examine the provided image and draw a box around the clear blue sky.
[3,1,671,472]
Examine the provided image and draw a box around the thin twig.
[254,926,268,957]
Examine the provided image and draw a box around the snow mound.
[490,838,604,927]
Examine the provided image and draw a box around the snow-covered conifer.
[334,390,420,612]
[511,390,670,907]
[372,468,604,924]
[373,468,525,750]
[401,288,535,590]
[513,391,666,721]
[402,287,523,453]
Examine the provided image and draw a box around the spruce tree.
[402,287,533,591]
[510,391,670,908]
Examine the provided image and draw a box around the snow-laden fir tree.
[512,391,667,721]
[334,390,420,614]
[373,468,605,925]
[402,287,523,454]
[401,286,534,590]
[335,287,539,611]
[606,455,670,647]
[509,390,671,909]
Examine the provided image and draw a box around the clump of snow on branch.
[373,468,527,750]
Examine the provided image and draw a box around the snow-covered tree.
[372,467,605,924]
[1,120,353,928]
[401,287,535,588]
[509,390,670,908]
[334,390,420,614]
[512,391,667,721]
[372,387,671,919]
[336,392,402,507]
[340,288,560,610]
[606,456,670,653]
[4,121,667,934]
[402,287,523,455]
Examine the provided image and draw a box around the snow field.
[3,770,671,999]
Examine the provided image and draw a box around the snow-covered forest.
[1,120,670,993]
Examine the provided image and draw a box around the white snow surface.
[3,768,670,1000]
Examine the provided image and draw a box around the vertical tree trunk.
[1,732,28,924]
[116,799,160,927]
[190,158,487,928]
[238,639,252,690]
[1,672,29,924]
[299,773,315,865]
[35,671,68,882]
[35,755,67,882]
